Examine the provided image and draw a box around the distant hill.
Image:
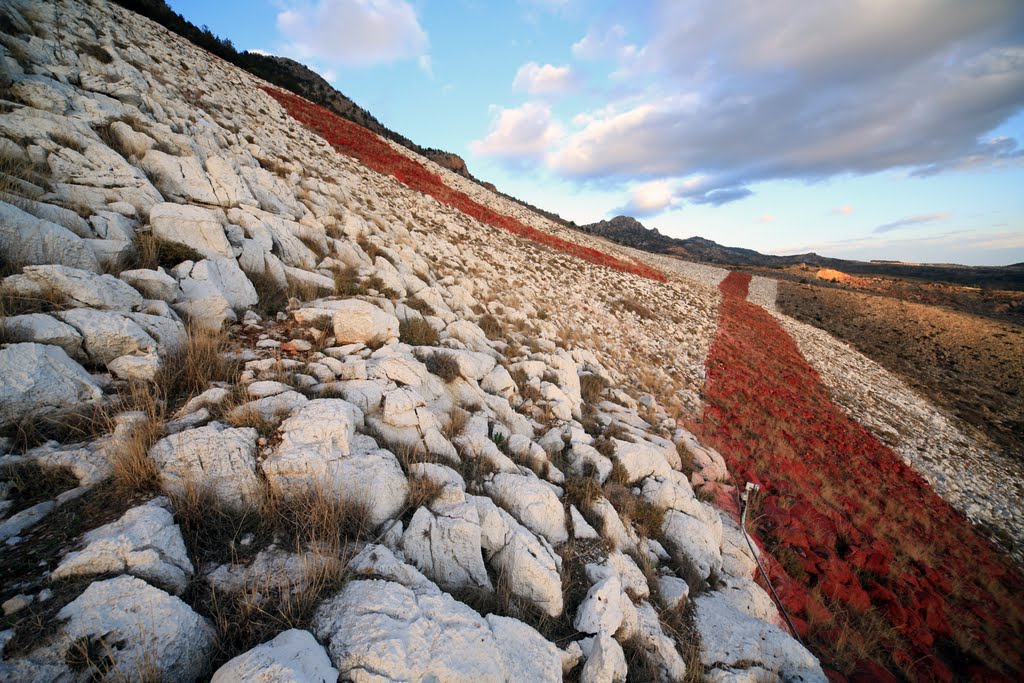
[110,0,475,180]
[580,215,1024,291]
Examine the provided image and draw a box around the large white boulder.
[148,423,261,512]
[472,495,564,617]
[574,575,637,638]
[661,507,724,586]
[140,150,220,205]
[210,629,338,683]
[313,579,561,682]
[633,601,688,683]
[484,472,568,546]
[51,498,193,594]
[262,400,408,528]
[402,498,491,591]
[0,201,100,272]
[59,308,157,365]
[0,313,83,358]
[51,577,214,683]
[5,264,144,310]
[119,268,179,303]
[0,343,102,429]
[331,299,400,345]
[176,257,258,310]
[579,633,628,683]
[149,202,232,260]
[694,592,826,682]
[611,438,674,484]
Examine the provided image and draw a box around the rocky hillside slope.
[0,0,1019,681]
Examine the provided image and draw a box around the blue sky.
[168,0,1024,266]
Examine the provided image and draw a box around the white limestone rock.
[139,150,220,205]
[149,203,232,260]
[205,546,341,599]
[657,576,690,611]
[694,591,827,682]
[661,507,724,585]
[580,633,628,683]
[262,399,408,528]
[633,601,688,682]
[571,504,600,540]
[119,268,179,303]
[0,313,83,358]
[313,579,561,682]
[484,472,568,546]
[53,576,215,682]
[331,299,400,345]
[347,543,441,597]
[51,498,193,594]
[402,499,490,591]
[148,423,261,513]
[176,257,259,311]
[59,308,157,366]
[574,575,637,638]
[472,495,564,617]
[0,343,102,429]
[611,438,673,484]
[586,551,650,601]
[0,201,100,272]
[5,264,143,310]
[107,350,161,381]
[210,629,338,683]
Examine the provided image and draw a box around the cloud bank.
[473,0,1024,211]
[277,0,427,66]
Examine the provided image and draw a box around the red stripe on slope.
[259,86,665,283]
[697,271,1024,681]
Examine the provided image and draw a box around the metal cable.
[740,482,805,647]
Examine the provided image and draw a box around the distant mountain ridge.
[580,216,1024,290]
[110,0,474,180]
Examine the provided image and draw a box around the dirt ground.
[777,281,1024,461]
[751,265,1024,326]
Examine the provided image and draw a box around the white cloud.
[418,54,433,78]
[775,229,1024,265]
[277,0,427,66]
[247,48,274,56]
[469,102,564,164]
[544,1,1024,203]
[571,24,632,61]
[512,62,575,95]
[616,179,677,216]
[874,211,952,234]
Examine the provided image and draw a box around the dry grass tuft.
[268,484,376,551]
[615,297,655,321]
[424,351,460,382]
[405,475,446,511]
[154,323,239,411]
[131,233,204,271]
[580,373,609,405]
[564,476,604,510]
[0,461,78,514]
[6,403,110,454]
[332,265,362,296]
[399,317,440,346]
[404,295,433,316]
[248,269,289,317]
[477,313,502,340]
[442,407,470,441]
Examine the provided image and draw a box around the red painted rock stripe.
[260,86,665,283]
[697,271,1024,681]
